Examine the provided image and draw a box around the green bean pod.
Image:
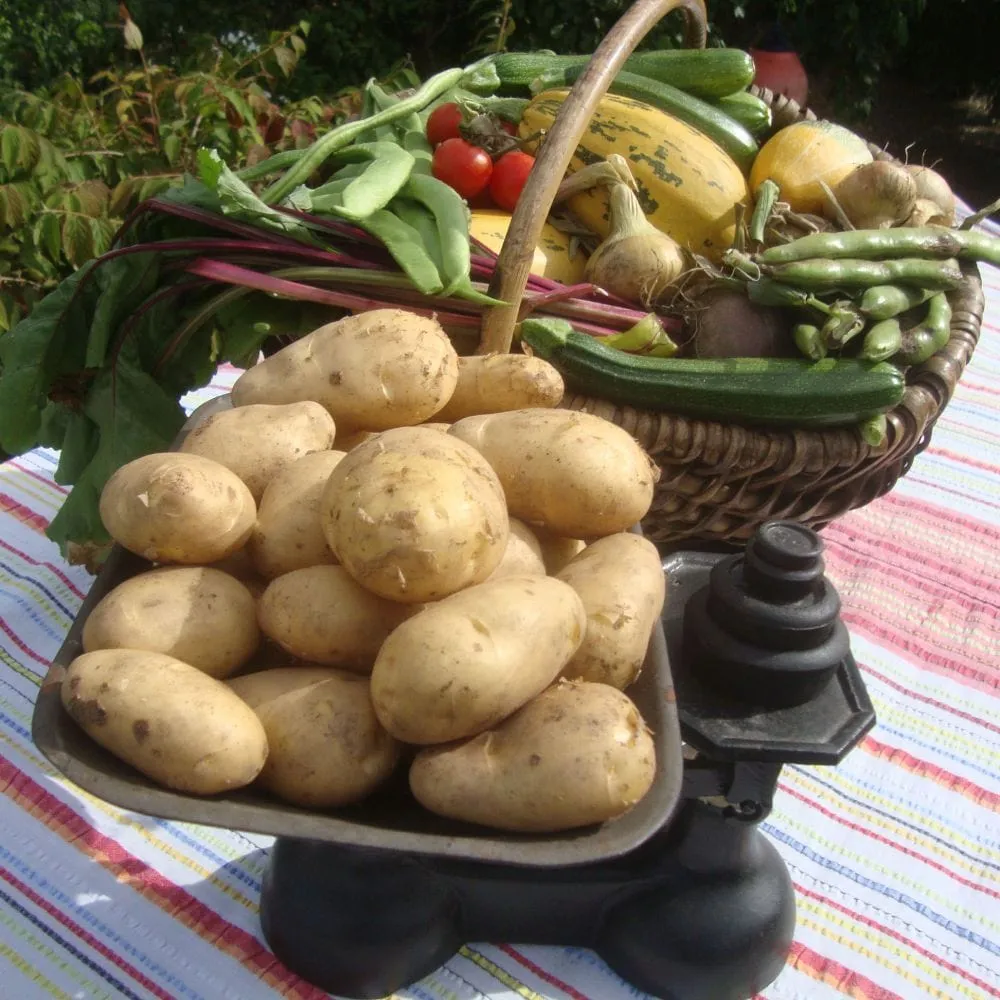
[746,278,814,309]
[389,196,446,278]
[858,284,937,321]
[859,318,903,362]
[766,257,963,291]
[400,173,472,295]
[895,292,953,365]
[338,144,415,220]
[859,413,888,448]
[353,209,444,294]
[820,302,865,349]
[749,179,780,245]
[262,62,476,203]
[759,226,1000,267]
[794,323,826,361]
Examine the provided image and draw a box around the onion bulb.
[831,160,917,229]
[905,165,956,226]
[584,182,686,306]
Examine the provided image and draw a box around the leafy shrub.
[0,19,344,333]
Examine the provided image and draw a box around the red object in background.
[750,47,809,107]
[426,102,464,147]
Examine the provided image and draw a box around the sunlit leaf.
[62,214,95,268]
[123,19,144,52]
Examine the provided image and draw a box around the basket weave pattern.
[561,87,985,545]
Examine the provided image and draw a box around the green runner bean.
[858,284,937,321]
[859,318,903,362]
[766,257,963,291]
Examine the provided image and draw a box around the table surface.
[1,216,998,1000]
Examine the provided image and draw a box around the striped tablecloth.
[2,224,998,1000]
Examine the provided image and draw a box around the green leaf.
[272,45,297,77]
[196,148,317,243]
[46,349,187,554]
[123,19,144,52]
[163,133,182,167]
[85,251,160,368]
[1,125,39,176]
[37,401,72,451]
[34,212,62,261]
[54,410,99,485]
[0,264,98,454]
[62,214,95,268]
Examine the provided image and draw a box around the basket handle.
[478,0,708,355]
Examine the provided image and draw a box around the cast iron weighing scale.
[34,512,874,1000]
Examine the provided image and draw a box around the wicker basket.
[477,0,984,547]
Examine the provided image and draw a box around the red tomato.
[432,138,493,199]
[425,102,464,147]
[489,150,535,211]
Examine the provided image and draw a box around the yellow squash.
[519,90,748,262]
[469,209,588,285]
[750,120,873,215]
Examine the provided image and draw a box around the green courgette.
[520,318,905,428]
[714,91,773,137]
[490,48,755,100]
[531,66,758,171]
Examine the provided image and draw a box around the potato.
[486,518,546,580]
[370,574,586,744]
[448,409,657,538]
[99,452,256,564]
[205,547,269,599]
[228,667,399,808]
[419,422,452,433]
[321,427,509,603]
[533,526,587,574]
[178,401,336,501]
[231,309,459,430]
[433,353,564,423]
[81,567,259,679]
[335,427,376,451]
[62,649,268,796]
[257,565,415,671]
[409,679,656,833]
[249,450,346,579]
[556,533,666,689]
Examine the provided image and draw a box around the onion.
[831,160,917,229]
[584,182,687,306]
[905,165,956,226]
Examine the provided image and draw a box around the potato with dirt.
[228,667,400,808]
[177,400,336,501]
[61,649,268,795]
[82,566,259,679]
[370,574,586,744]
[99,452,256,564]
[249,449,346,579]
[409,679,656,832]
[448,408,657,538]
[231,309,459,430]
[320,426,509,603]
[433,353,564,423]
[556,533,666,689]
[257,564,416,672]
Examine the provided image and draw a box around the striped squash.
[468,209,589,285]
[519,89,748,262]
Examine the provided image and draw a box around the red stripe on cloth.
[0,537,88,600]
[959,379,1000,397]
[7,461,69,494]
[825,528,1000,601]
[498,944,592,1000]
[863,664,1000,737]
[780,784,1000,900]
[0,864,176,1000]
[786,940,902,999]
[862,735,1000,811]
[794,882,1000,998]
[0,616,50,667]
[0,757,327,999]
[0,493,50,533]
[843,493,1000,544]
[926,445,1000,476]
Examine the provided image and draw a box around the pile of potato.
[61,308,669,834]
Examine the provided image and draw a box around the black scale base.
[258,523,876,1000]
